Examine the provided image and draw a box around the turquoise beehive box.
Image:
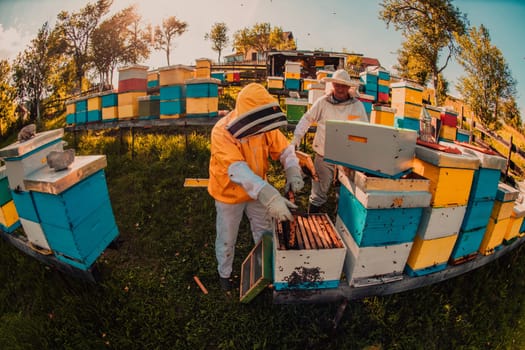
[23,155,119,270]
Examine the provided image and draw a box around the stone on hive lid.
[18,124,36,142]
[46,149,75,171]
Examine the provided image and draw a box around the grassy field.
[2,124,525,349]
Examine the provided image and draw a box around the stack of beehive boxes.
[359,71,378,102]
[211,71,226,84]
[225,71,240,84]
[336,168,431,286]
[86,93,102,123]
[185,78,220,118]
[118,65,148,119]
[302,78,318,92]
[391,81,424,133]
[65,100,76,125]
[284,61,301,91]
[74,98,88,124]
[0,129,64,252]
[479,183,520,255]
[0,165,20,233]
[158,65,194,119]
[448,143,506,263]
[376,69,390,104]
[307,82,325,108]
[147,70,159,89]
[406,144,479,276]
[504,197,525,244]
[100,90,119,121]
[439,107,458,141]
[358,93,375,117]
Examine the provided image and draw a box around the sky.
[0,0,524,117]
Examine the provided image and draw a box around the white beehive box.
[325,120,417,178]
[0,129,64,191]
[19,218,51,251]
[417,205,467,240]
[336,216,413,287]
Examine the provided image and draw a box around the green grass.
[2,125,525,349]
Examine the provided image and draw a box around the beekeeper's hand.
[291,137,301,149]
[258,184,296,221]
[285,166,304,193]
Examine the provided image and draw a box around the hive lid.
[23,155,107,195]
[440,141,507,171]
[496,182,520,202]
[415,144,480,170]
[185,77,221,85]
[0,129,64,159]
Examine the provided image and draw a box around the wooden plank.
[297,216,312,250]
[320,215,344,248]
[309,215,330,249]
[294,218,305,250]
[303,216,322,249]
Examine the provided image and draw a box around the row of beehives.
[0,129,119,271]
[64,61,235,124]
[272,120,525,290]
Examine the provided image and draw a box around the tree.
[204,22,229,64]
[455,25,517,128]
[501,97,522,132]
[232,28,252,58]
[55,0,112,91]
[379,0,467,105]
[233,23,295,62]
[153,16,188,66]
[0,60,17,137]
[12,22,58,124]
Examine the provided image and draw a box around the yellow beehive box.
[186,97,218,115]
[0,200,19,228]
[390,81,423,105]
[195,58,212,69]
[118,91,145,106]
[479,217,510,255]
[147,70,159,82]
[315,59,324,67]
[316,70,332,81]
[87,94,102,111]
[102,106,118,120]
[491,200,515,221]
[284,72,300,80]
[118,104,139,119]
[159,65,195,86]
[505,214,524,242]
[267,76,284,89]
[391,101,421,119]
[370,105,396,126]
[406,233,458,270]
[412,145,479,207]
[378,78,390,86]
[66,100,76,115]
[439,124,457,141]
[302,78,318,91]
[195,67,211,78]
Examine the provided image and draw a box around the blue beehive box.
[394,116,420,133]
[75,99,88,124]
[185,78,219,98]
[160,85,185,100]
[285,78,301,91]
[160,100,185,115]
[101,92,118,108]
[450,226,486,262]
[23,155,119,270]
[337,167,431,247]
[11,190,40,222]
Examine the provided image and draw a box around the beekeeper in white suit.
[292,69,369,213]
[208,83,304,291]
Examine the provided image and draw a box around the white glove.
[285,166,304,193]
[291,137,301,149]
[258,184,297,221]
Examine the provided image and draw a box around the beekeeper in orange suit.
[292,69,368,213]
[208,83,304,291]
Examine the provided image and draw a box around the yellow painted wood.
[195,67,211,78]
[159,66,195,86]
[391,84,423,105]
[491,200,515,221]
[371,109,395,126]
[284,72,300,79]
[87,95,101,111]
[0,200,19,227]
[425,105,442,119]
[118,91,146,106]
[186,97,218,114]
[378,78,390,86]
[195,58,212,69]
[184,178,209,187]
[66,102,76,114]
[439,124,457,140]
[118,104,139,119]
[391,101,421,118]
[147,70,159,82]
[479,217,509,255]
[406,234,458,269]
[160,114,183,119]
[267,77,284,89]
[102,106,118,120]
[412,158,474,207]
[505,215,524,241]
[303,78,318,90]
[346,167,430,192]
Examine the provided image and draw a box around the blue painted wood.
[338,185,422,246]
[160,85,185,100]
[461,198,495,232]
[32,170,110,229]
[450,226,486,261]
[378,84,390,94]
[273,279,340,291]
[43,200,118,269]
[469,168,500,202]
[405,262,447,277]
[284,79,301,91]
[87,110,101,123]
[75,99,87,111]
[0,221,21,233]
[76,110,87,124]
[186,83,218,98]
[377,70,390,80]
[11,191,39,222]
[160,100,185,115]
[394,116,420,132]
[147,80,159,88]
[101,93,118,108]
[0,177,11,206]
[66,114,75,124]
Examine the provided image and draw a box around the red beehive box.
[440,108,458,127]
